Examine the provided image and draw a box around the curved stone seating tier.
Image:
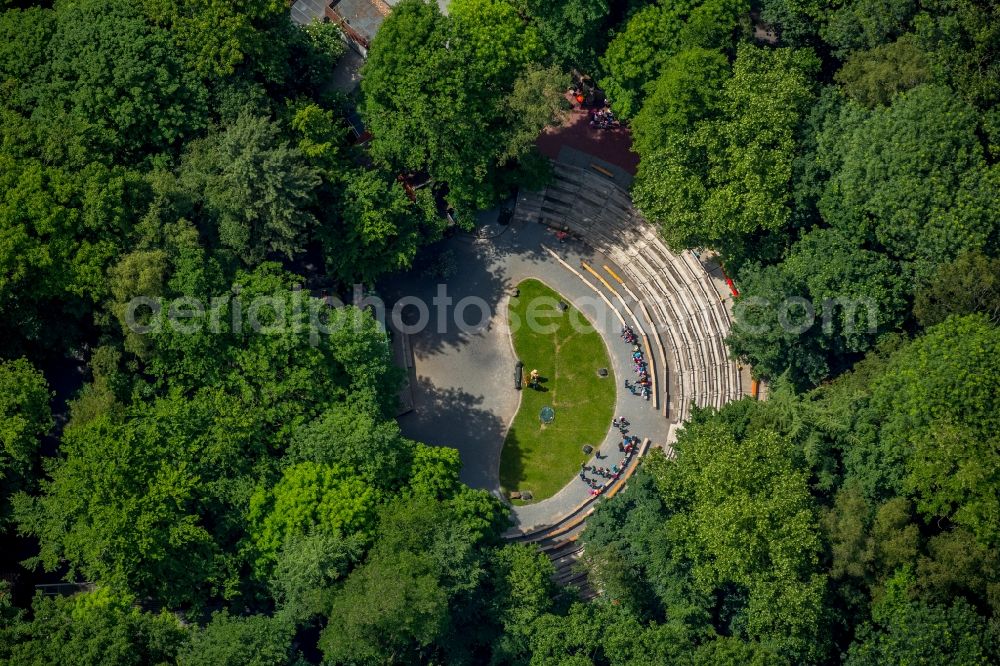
[507,164,742,599]
[508,436,653,599]
[514,162,743,423]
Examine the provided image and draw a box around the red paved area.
[535,94,640,175]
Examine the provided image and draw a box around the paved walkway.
[535,94,639,175]
[380,213,671,531]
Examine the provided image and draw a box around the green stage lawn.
[500,279,616,502]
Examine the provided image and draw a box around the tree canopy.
[632,44,818,251]
[815,84,999,280]
[2,0,1000,663]
[599,0,748,119]
[571,317,1000,662]
[0,359,51,490]
[360,0,565,219]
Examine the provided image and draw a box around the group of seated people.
[617,434,640,454]
[575,329,653,495]
[621,327,651,400]
[589,108,619,130]
[612,415,630,434]
[578,426,642,495]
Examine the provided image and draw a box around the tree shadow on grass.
[498,424,526,495]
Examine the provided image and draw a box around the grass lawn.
[500,278,616,502]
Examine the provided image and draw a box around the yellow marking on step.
[580,261,614,292]
[603,265,625,285]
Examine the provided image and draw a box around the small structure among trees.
[291,0,398,57]
[327,0,397,57]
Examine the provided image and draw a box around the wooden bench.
[589,163,615,179]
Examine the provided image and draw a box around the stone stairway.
[541,533,597,601]
[507,437,653,601]
[510,500,595,599]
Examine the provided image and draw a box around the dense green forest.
[0,0,998,663]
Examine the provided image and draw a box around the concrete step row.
[544,537,595,598]
[530,163,742,422]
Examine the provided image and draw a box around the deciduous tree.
[318,495,495,663]
[869,315,1000,547]
[178,611,297,666]
[632,45,819,250]
[0,589,185,666]
[834,34,930,106]
[248,462,380,573]
[322,167,443,285]
[846,570,1000,665]
[816,84,1000,280]
[360,0,559,218]
[178,112,320,264]
[630,47,730,157]
[511,0,610,71]
[914,250,1000,327]
[0,358,51,486]
[40,0,209,160]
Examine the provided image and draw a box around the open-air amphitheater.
[495,161,755,598]
[516,162,747,421]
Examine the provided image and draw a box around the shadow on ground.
[498,425,526,493]
[379,217,639,499]
[397,376,508,490]
[380,236,513,359]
